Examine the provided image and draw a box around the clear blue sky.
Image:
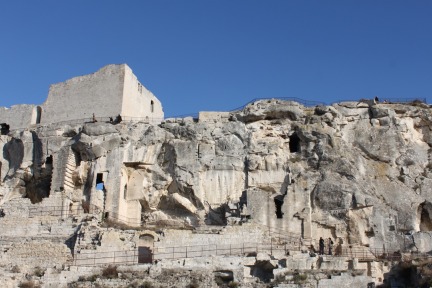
[0,1,431,117]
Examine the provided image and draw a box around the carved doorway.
[138,234,154,263]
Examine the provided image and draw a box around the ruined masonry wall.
[41,64,125,124]
[122,65,164,123]
[155,225,266,249]
[0,104,35,129]
[0,64,165,129]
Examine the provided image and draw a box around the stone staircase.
[63,151,77,192]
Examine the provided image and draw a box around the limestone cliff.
[1,99,432,287]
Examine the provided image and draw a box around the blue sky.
[0,1,431,117]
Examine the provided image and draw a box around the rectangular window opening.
[96,173,104,190]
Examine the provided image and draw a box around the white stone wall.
[198,111,230,123]
[122,65,164,123]
[0,64,164,128]
[41,64,125,124]
[0,104,35,129]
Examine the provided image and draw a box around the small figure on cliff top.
[92,113,97,123]
[374,96,379,103]
[115,114,122,124]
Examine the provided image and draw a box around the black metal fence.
[72,249,139,266]
[153,241,291,261]
[71,240,293,266]
[28,205,87,218]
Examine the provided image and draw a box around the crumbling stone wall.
[0,64,164,129]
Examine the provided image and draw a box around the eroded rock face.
[1,99,432,253]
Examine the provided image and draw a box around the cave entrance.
[418,202,432,231]
[274,195,284,219]
[289,133,301,153]
[138,234,154,263]
[25,155,52,204]
[46,155,53,165]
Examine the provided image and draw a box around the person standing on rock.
[319,237,325,255]
[328,238,334,255]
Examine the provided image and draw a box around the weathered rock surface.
[1,99,432,287]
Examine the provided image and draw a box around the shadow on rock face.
[3,138,24,176]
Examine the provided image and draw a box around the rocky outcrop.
[1,99,432,286]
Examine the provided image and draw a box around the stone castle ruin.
[0,64,163,129]
[0,65,432,287]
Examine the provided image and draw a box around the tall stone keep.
[0,64,164,128]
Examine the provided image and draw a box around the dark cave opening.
[274,196,284,219]
[289,133,301,153]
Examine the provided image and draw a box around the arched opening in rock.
[417,202,432,231]
[289,133,301,153]
[138,234,154,263]
[274,195,284,219]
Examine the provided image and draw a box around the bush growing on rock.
[33,266,45,277]
[101,265,118,279]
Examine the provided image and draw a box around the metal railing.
[73,249,139,266]
[70,238,296,267]
[229,97,326,112]
[68,239,432,267]
[154,242,262,260]
[258,223,303,250]
[332,97,426,105]
[28,205,87,218]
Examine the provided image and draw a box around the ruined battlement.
[0,64,164,129]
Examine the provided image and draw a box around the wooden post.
[271,238,273,255]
